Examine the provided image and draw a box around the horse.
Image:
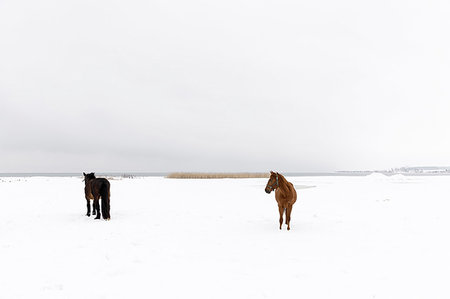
[265,171,297,230]
[83,172,111,220]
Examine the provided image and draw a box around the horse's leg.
[278,205,284,230]
[86,198,91,217]
[286,205,293,231]
[94,196,101,219]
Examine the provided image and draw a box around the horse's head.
[265,171,279,194]
[83,172,96,182]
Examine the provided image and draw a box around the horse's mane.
[277,173,290,192]
[85,172,96,181]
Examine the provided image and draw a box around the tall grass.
[166,172,269,179]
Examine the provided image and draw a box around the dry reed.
[166,172,270,179]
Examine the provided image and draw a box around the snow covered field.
[1,174,450,298]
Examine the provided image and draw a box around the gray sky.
[1,0,450,173]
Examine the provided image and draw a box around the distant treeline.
[166,172,270,179]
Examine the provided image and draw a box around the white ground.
[1,174,450,298]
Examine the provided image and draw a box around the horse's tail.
[100,180,111,219]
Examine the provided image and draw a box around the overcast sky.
[1,0,450,173]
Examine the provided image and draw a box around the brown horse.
[265,171,297,230]
[83,172,111,220]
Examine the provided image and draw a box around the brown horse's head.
[83,172,96,182]
[265,171,279,194]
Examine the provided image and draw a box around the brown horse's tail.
[100,181,111,219]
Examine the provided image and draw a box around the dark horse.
[265,171,297,230]
[83,172,111,220]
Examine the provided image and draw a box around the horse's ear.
[270,171,274,174]
[83,172,86,176]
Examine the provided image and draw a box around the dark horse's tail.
[100,180,111,220]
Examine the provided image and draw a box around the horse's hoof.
[86,214,90,217]
[287,227,290,231]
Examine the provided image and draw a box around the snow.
[1,175,450,298]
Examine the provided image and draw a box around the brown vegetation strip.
[166,172,270,179]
